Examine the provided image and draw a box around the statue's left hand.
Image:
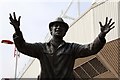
[99,17,115,34]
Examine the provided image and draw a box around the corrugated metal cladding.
[93,1,119,42]
[65,10,95,44]
[100,38,120,74]
[65,0,119,43]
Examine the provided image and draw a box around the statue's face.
[50,23,67,38]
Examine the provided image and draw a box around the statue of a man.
[9,12,115,80]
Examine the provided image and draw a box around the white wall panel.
[93,1,119,42]
[18,59,40,78]
[65,9,94,44]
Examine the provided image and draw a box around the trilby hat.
[49,17,69,30]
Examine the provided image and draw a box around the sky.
[0,0,94,79]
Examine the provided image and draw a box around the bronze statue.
[9,12,115,80]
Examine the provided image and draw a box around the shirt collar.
[49,39,66,48]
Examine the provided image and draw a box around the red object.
[1,40,14,44]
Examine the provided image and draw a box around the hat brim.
[49,21,69,30]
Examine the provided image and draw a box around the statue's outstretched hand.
[99,17,115,34]
[9,12,21,31]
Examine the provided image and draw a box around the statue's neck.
[51,36,63,47]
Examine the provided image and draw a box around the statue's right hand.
[9,12,21,31]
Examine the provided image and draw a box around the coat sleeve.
[73,36,106,59]
[13,31,43,58]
